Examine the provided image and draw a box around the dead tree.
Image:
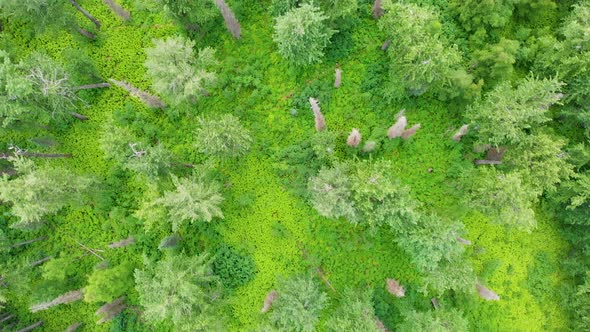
[456,237,472,245]
[260,290,278,313]
[108,237,135,249]
[102,0,130,21]
[474,160,502,165]
[334,68,342,88]
[96,297,126,324]
[214,0,241,39]
[401,124,421,140]
[65,322,83,332]
[485,147,506,162]
[30,289,84,312]
[16,321,43,332]
[362,140,376,153]
[452,124,469,142]
[346,128,361,147]
[0,313,15,324]
[31,257,52,267]
[77,28,96,39]
[476,283,500,301]
[68,0,101,29]
[316,267,336,293]
[375,317,391,332]
[11,236,47,248]
[309,97,326,132]
[372,0,384,19]
[109,79,166,109]
[431,297,440,309]
[381,39,391,51]
[75,82,111,90]
[386,278,405,297]
[387,116,407,139]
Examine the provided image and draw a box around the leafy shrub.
[212,245,256,290]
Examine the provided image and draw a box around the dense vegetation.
[0,0,589,331]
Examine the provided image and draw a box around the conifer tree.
[194,114,252,158]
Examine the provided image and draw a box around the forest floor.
[0,0,573,331]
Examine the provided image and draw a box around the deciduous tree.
[134,254,221,331]
[145,37,217,106]
[194,114,252,158]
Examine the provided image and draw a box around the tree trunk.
[31,257,52,267]
[474,160,502,165]
[16,321,43,332]
[381,39,391,51]
[70,111,89,121]
[102,0,130,21]
[69,0,101,29]
[109,79,166,109]
[108,237,135,249]
[11,236,47,248]
[0,314,15,324]
[77,27,96,39]
[431,297,440,309]
[30,290,84,312]
[65,322,83,332]
[75,83,111,90]
[20,152,73,158]
[214,0,241,39]
[372,0,384,19]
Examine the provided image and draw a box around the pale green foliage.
[504,133,572,194]
[268,275,328,332]
[466,167,537,232]
[0,288,6,310]
[397,214,465,272]
[194,114,252,158]
[349,160,419,229]
[270,0,357,18]
[308,163,357,221]
[0,51,34,127]
[325,288,380,332]
[466,76,564,147]
[24,52,79,120]
[0,157,95,226]
[125,143,173,179]
[422,261,477,295]
[308,160,418,229]
[84,263,134,303]
[273,3,336,65]
[135,253,221,331]
[399,309,469,332]
[145,37,217,105]
[155,175,224,231]
[379,1,475,101]
[100,119,172,178]
[0,51,78,127]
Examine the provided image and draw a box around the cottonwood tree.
[153,175,224,231]
[273,3,336,65]
[398,309,469,332]
[466,167,537,232]
[144,37,217,106]
[466,76,563,147]
[308,163,357,221]
[134,253,222,331]
[326,288,381,332]
[268,275,327,331]
[379,1,477,101]
[0,0,101,38]
[194,114,252,158]
[99,119,172,178]
[0,157,95,227]
[0,52,87,127]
